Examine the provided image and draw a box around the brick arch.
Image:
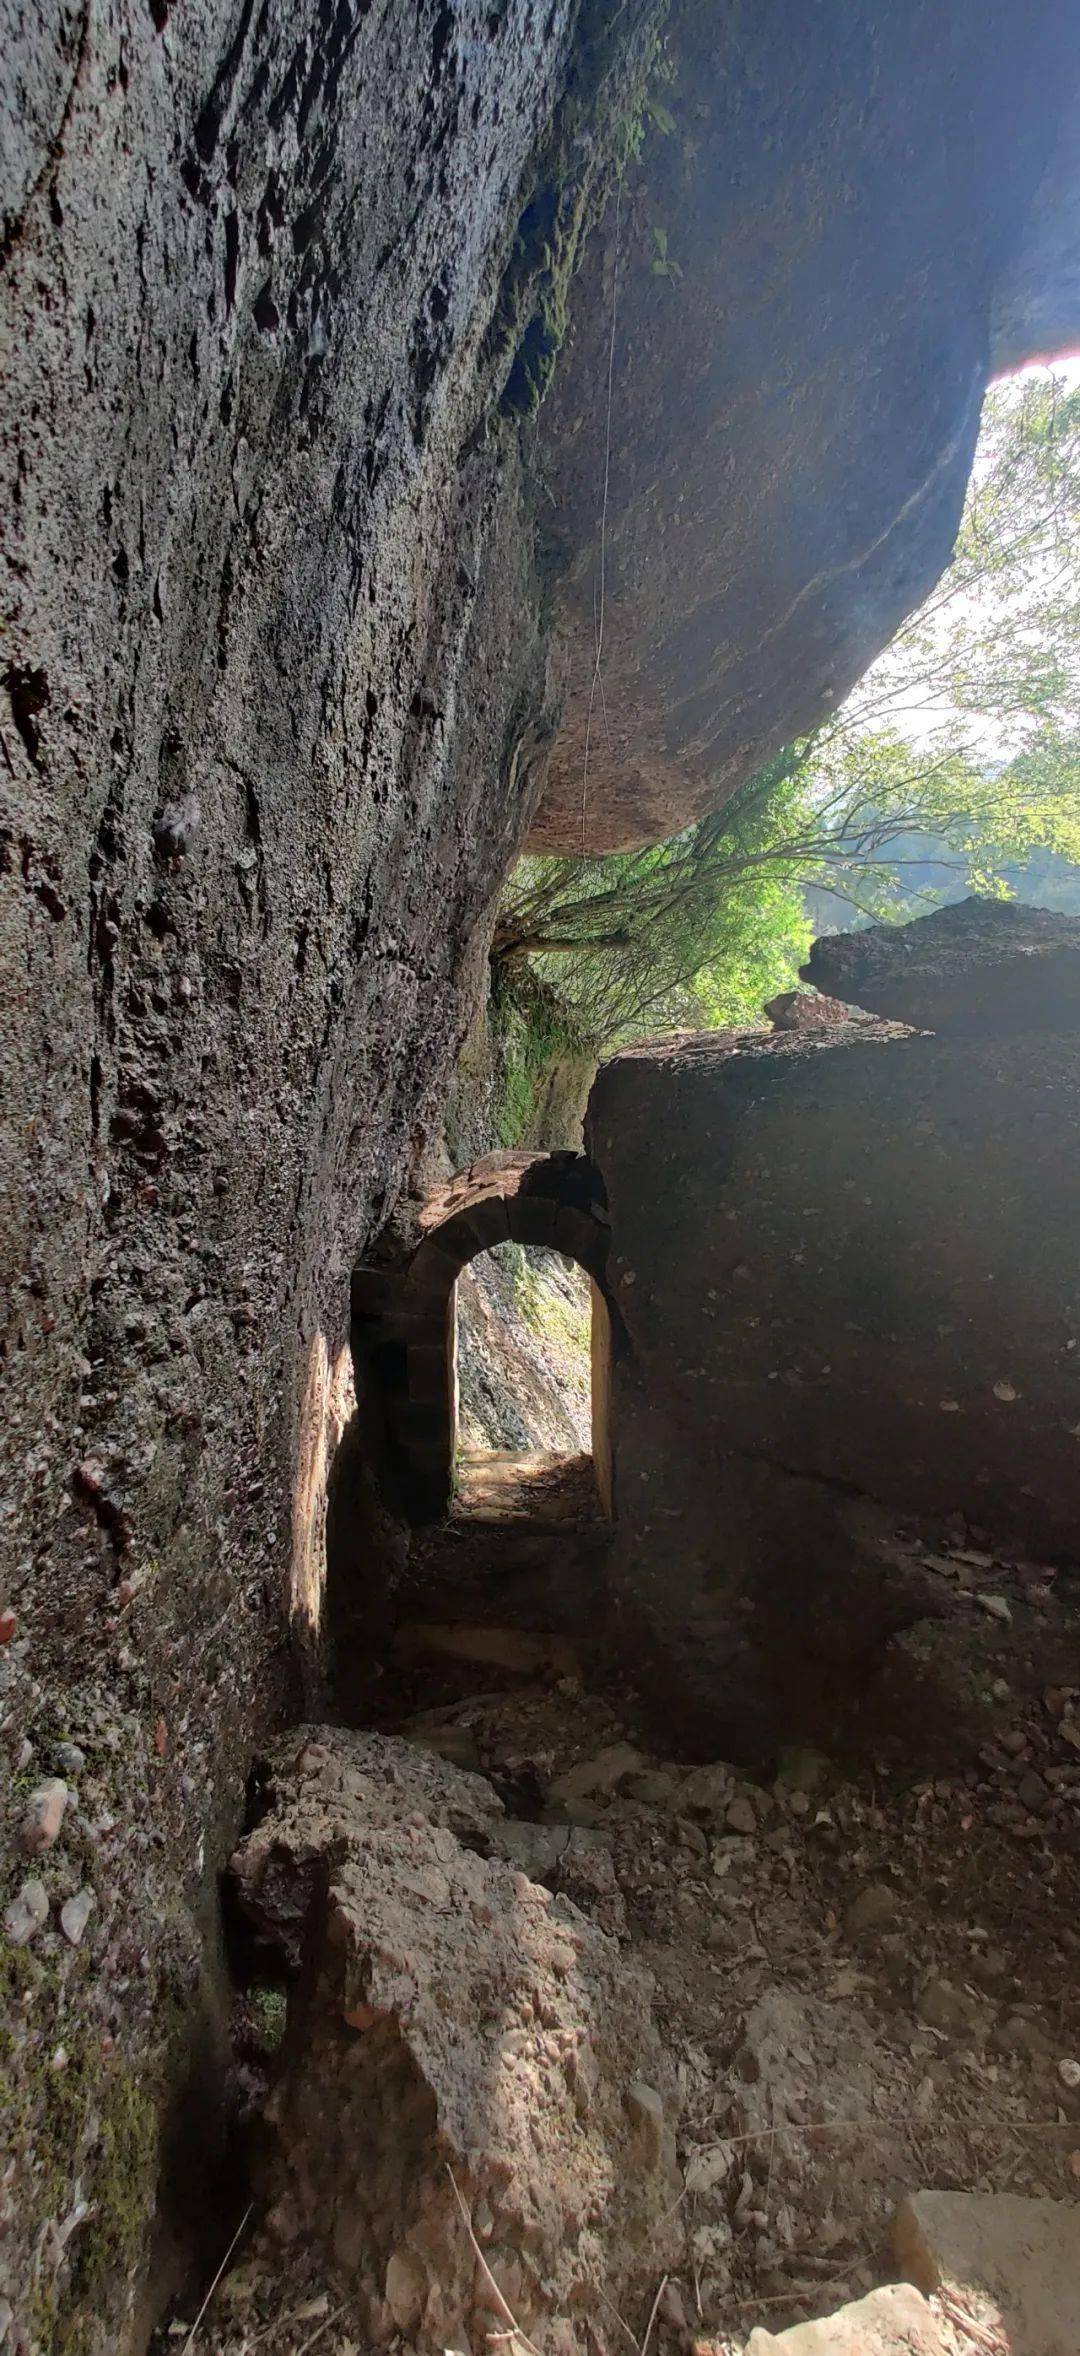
[352,1151,615,1523]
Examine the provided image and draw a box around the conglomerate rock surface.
[175,1659,1080,2356]
[230,1728,681,2350]
[2,0,1080,2344]
[0,1,663,2338]
[531,0,1080,851]
[802,897,1080,1035]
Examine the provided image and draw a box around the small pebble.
[844,1881,900,1938]
[0,1608,16,1645]
[4,1879,49,1947]
[60,1889,95,1947]
[20,1777,68,1854]
[725,1795,757,1836]
[54,1742,86,1778]
[1058,2057,1080,2089]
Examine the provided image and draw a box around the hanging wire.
[580,174,622,856]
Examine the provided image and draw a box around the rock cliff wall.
[534,0,1080,850]
[2,1,1080,2343]
[0,3,660,2340]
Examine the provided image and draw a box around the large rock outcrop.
[586,917,1080,1753]
[803,897,1080,1035]
[0,3,662,2339]
[3,1,1080,2341]
[532,0,1080,851]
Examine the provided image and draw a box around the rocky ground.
[155,1522,1080,2356]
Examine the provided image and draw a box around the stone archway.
[352,1151,616,1523]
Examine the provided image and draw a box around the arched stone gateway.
[352,1151,617,1523]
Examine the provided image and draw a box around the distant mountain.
[805,836,1080,934]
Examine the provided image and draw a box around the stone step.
[394,1621,582,1679]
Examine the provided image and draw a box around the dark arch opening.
[453,1240,613,1522]
[351,1151,618,1525]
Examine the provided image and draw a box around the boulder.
[230,1726,505,1973]
[490,1819,612,1880]
[745,2283,945,2353]
[895,2189,1080,2356]
[547,1743,646,1807]
[586,1015,1080,1752]
[765,992,855,1033]
[230,1728,681,2347]
[802,900,1080,1035]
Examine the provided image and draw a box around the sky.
[858,356,1080,756]
[1002,354,1080,391]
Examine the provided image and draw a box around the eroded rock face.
[0,2,657,2334]
[3,0,1079,2334]
[230,1730,681,2349]
[802,898,1080,1034]
[532,0,1080,852]
[587,1011,1080,1753]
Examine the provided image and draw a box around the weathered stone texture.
[765,990,855,1034]
[803,897,1080,1034]
[1,2,647,2337]
[354,1150,613,1520]
[587,1015,1080,1753]
[231,1729,681,2348]
[3,0,1080,2336]
[533,0,1080,851]
[746,2284,946,2356]
[895,2189,1080,2356]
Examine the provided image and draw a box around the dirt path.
[161,1532,1080,2355]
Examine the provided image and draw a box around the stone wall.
[352,1151,614,1522]
[587,946,1080,1757]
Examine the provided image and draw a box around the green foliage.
[496,6,673,415]
[495,368,1080,1044]
[493,750,814,1045]
[499,1241,591,1353]
[489,961,593,1145]
[650,224,682,282]
[250,1984,288,2050]
[800,369,1080,914]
